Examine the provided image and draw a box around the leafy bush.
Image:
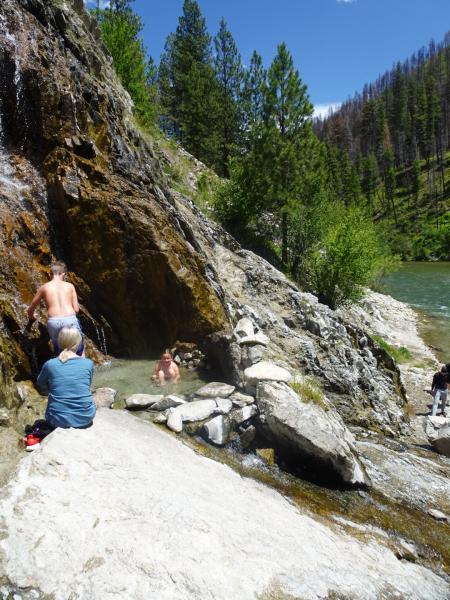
[302,204,398,309]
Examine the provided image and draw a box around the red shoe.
[25,434,41,452]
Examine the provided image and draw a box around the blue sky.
[89,0,450,116]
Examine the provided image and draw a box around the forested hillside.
[315,36,450,260]
[92,0,448,312]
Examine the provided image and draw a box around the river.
[382,262,450,362]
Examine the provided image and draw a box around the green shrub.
[302,204,398,309]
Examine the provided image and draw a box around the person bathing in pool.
[151,350,180,385]
[27,261,84,356]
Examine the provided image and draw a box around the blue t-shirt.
[37,357,96,429]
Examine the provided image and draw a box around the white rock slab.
[244,361,292,386]
[125,394,163,410]
[0,411,447,600]
[193,382,235,398]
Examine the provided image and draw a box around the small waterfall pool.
[93,358,213,407]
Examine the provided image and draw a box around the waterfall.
[70,93,80,132]
[95,325,108,356]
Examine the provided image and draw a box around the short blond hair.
[51,261,67,276]
[58,327,82,362]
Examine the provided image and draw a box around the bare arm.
[71,284,80,314]
[172,363,180,383]
[27,287,43,320]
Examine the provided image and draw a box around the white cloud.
[337,0,357,3]
[313,103,341,119]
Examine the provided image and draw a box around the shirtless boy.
[151,351,180,385]
[27,261,84,356]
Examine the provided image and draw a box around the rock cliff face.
[0,0,228,401]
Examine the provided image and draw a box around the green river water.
[382,262,450,362]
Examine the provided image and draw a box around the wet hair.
[58,327,82,363]
[441,365,447,374]
[50,261,67,276]
[162,349,172,359]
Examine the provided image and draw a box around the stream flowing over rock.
[0,410,448,600]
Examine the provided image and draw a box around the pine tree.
[158,0,219,165]
[95,4,156,125]
[213,19,243,176]
[241,51,266,145]
[262,43,314,266]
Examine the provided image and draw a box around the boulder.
[431,426,450,457]
[425,416,450,440]
[166,408,183,433]
[0,411,447,600]
[93,387,117,409]
[202,415,230,446]
[230,405,258,427]
[241,344,266,369]
[234,317,254,339]
[125,394,164,410]
[151,395,187,411]
[193,382,235,399]
[256,381,367,487]
[229,392,255,407]
[244,361,292,394]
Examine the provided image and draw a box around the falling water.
[70,93,80,132]
[14,55,28,146]
[95,325,108,356]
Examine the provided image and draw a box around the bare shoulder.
[64,282,76,290]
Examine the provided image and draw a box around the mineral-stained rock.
[125,394,163,410]
[256,448,275,466]
[256,381,367,486]
[202,415,230,446]
[193,382,235,398]
[0,0,229,402]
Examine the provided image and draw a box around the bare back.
[40,280,78,318]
